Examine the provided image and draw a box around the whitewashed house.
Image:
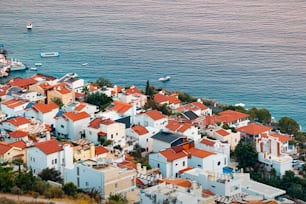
[85,117,126,146]
[165,120,201,142]
[1,98,30,118]
[149,147,188,178]
[25,102,59,126]
[55,111,91,140]
[0,116,31,132]
[187,147,226,173]
[64,160,137,200]
[206,127,241,150]
[27,139,73,175]
[134,109,168,130]
[127,125,153,153]
[196,137,231,165]
[62,102,99,119]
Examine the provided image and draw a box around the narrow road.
[0,193,75,204]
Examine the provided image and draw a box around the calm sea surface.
[1,0,306,129]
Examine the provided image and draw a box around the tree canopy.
[234,141,258,172]
[38,168,63,183]
[278,116,300,135]
[94,77,113,88]
[86,92,113,111]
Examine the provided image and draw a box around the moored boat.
[8,59,27,71]
[40,52,60,58]
[30,67,38,71]
[35,63,42,66]
[158,76,171,82]
[26,22,32,30]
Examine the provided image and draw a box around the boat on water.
[35,63,42,66]
[40,52,60,58]
[82,63,88,66]
[8,59,27,71]
[158,76,171,82]
[30,67,38,71]
[26,22,32,30]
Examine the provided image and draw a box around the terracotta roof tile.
[125,86,142,95]
[10,140,26,149]
[6,116,30,126]
[109,101,132,114]
[9,77,37,87]
[132,125,149,136]
[74,103,86,112]
[89,118,102,129]
[33,102,58,113]
[200,138,216,146]
[0,87,9,97]
[56,87,71,94]
[166,120,181,131]
[0,142,11,154]
[218,110,249,123]
[179,166,193,173]
[145,109,165,121]
[160,148,187,162]
[163,178,192,188]
[63,111,90,121]
[187,147,215,158]
[35,139,62,155]
[191,101,208,110]
[269,132,291,143]
[237,123,272,135]
[9,130,29,138]
[95,145,109,155]
[2,99,28,108]
[216,129,230,137]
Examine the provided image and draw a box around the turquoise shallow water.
[1,0,306,129]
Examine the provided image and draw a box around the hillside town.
[0,71,305,204]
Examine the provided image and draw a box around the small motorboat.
[30,67,38,71]
[82,63,88,66]
[26,22,32,30]
[158,76,171,82]
[35,63,42,66]
[40,52,60,58]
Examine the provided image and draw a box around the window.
[54,159,57,164]
[183,161,185,166]
[157,163,160,168]
[146,138,149,142]
[77,167,79,176]
[77,178,80,187]
[61,125,64,128]
[217,161,221,166]
[115,183,118,188]
[85,182,89,186]
[111,134,113,139]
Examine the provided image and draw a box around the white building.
[64,160,137,200]
[165,120,201,142]
[85,118,126,146]
[62,102,99,119]
[27,139,73,176]
[134,109,168,130]
[0,116,30,132]
[25,102,59,126]
[206,127,241,150]
[127,125,153,153]
[149,147,188,178]
[1,98,30,117]
[55,111,91,140]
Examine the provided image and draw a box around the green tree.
[14,170,35,192]
[95,77,113,88]
[278,117,300,135]
[106,193,128,204]
[86,92,113,110]
[234,141,258,172]
[0,165,14,192]
[63,182,78,198]
[38,168,63,183]
[145,80,152,96]
[247,107,258,121]
[257,108,271,124]
[178,92,197,103]
[51,97,64,108]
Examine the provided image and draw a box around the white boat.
[158,76,171,82]
[26,22,32,30]
[8,59,27,71]
[40,52,60,58]
[82,63,88,66]
[35,63,42,66]
[30,67,38,71]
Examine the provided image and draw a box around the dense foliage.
[278,116,300,135]
[234,141,258,171]
[86,92,113,110]
[94,77,113,88]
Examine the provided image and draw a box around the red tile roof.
[33,102,58,113]
[9,77,37,87]
[63,111,90,121]
[0,87,9,97]
[74,103,86,112]
[187,147,215,158]
[35,139,63,155]
[200,138,216,146]
[9,130,29,138]
[2,99,28,108]
[6,116,30,126]
[10,140,26,149]
[132,125,149,136]
[163,178,192,188]
[101,119,114,125]
[160,148,187,162]
[218,110,249,123]
[125,86,142,95]
[109,101,132,114]
[269,132,291,143]
[216,129,230,137]
[56,87,71,94]
[0,142,11,154]
[153,93,181,105]
[95,145,109,155]
[145,109,165,121]
[179,166,193,173]
[166,120,181,131]
[237,123,272,135]
[89,118,102,129]
[191,101,208,110]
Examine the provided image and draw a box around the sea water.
[1,0,306,129]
